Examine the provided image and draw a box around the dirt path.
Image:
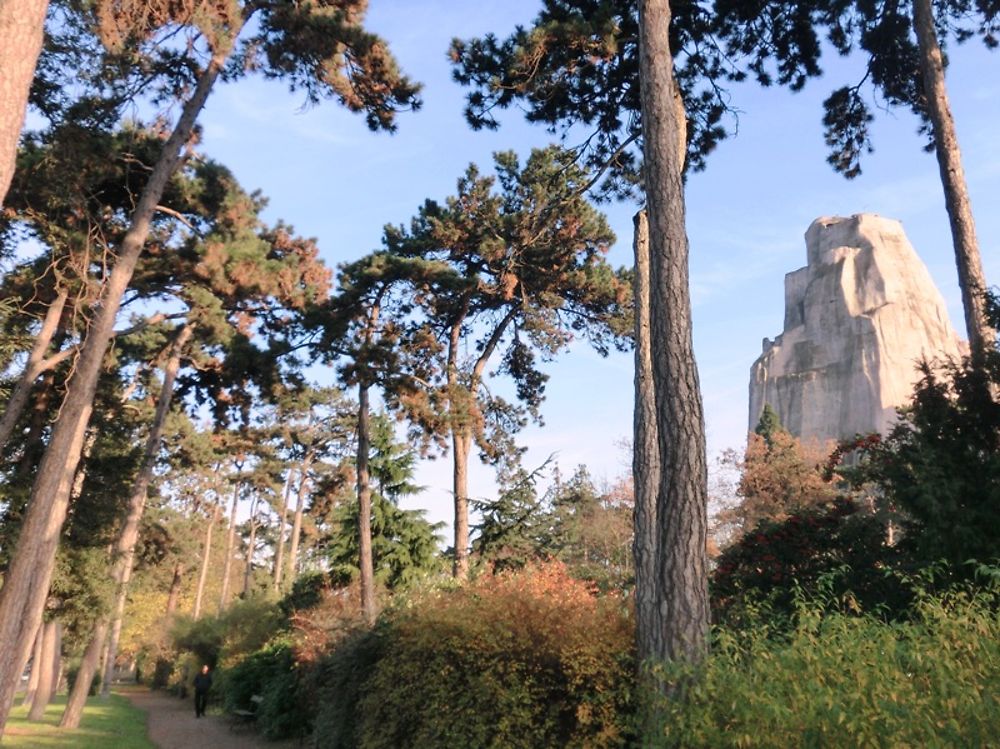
[120,685,299,749]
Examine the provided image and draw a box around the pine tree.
[387,146,631,577]
[0,0,417,725]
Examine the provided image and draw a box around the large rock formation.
[749,214,965,445]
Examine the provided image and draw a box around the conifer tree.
[321,252,446,619]
[387,146,631,577]
[450,0,736,198]
[450,1,713,689]
[326,414,443,591]
[0,1,419,729]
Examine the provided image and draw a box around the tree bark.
[60,619,107,728]
[101,324,191,697]
[452,428,472,577]
[286,460,311,584]
[631,209,662,662]
[637,0,709,676]
[241,498,258,597]
[193,502,220,620]
[0,289,68,453]
[15,367,56,480]
[165,562,185,615]
[0,0,49,208]
[219,478,241,611]
[20,624,43,709]
[912,0,995,357]
[53,625,64,698]
[447,303,516,578]
[0,49,230,737]
[357,384,377,625]
[27,619,58,721]
[272,469,295,593]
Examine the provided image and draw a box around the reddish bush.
[314,561,635,749]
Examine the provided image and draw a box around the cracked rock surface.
[749,214,965,447]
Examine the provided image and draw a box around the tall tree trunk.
[0,0,48,208]
[60,619,107,728]
[20,624,43,708]
[101,324,191,697]
[15,367,56,480]
[98,634,110,690]
[0,289,67,453]
[286,458,312,585]
[241,499,258,597]
[631,209,661,663]
[272,469,295,593]
[0,49,231,736]
[637,0,709,677]
[357,384,376,624]
[219,479,241,611]
[27,619,58,721]
[193,503,220,620]
[912,0,995,357]
[165,562,185,615]
[52,621,64,695]
[447,303,515,579]
[452,428,472,577]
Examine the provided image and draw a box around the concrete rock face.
[749,214,965,445]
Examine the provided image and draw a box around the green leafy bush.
[171,597,282,667]
[650,584,1000,747]
[219,639,309,739]
[853,353,1000,569]
[711,499,912,624]
[313,561,635,748]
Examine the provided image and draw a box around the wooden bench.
[229,694,263,730]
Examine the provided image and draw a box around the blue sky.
[195,1,1000,532]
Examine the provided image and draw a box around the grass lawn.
[4,692,154,749]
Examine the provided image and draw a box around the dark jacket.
[193,672,212,694]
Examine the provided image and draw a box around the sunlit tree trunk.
[165,563,185,615]
[357,384,376,624]
[632,209,661,663]
[272,469,295,593]
[242,498,259,597]
[451,428,472,577]
[219,478,241,611]
[101,325,191,697]
[0,49,232,736]
[27,620,58,721]
[446,303,515,578]
[0,290,67,453]
[0,0,48,207]
[286,459,312,584]
[15,368,56,480]
[193,502,220,620]
[636,0,709,681]
[912,0,995,358]
[20,625,43,708]
[60,619,107,727]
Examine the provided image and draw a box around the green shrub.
[648,584,1000,747]
[313,561,635,749]
[309,627,386,749]
[65,663,100,696]
[219,639,309,739]
[711,499,913,625]
[170,596,283,672]
[279,571,327,618]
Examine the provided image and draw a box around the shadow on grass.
[5,692,154,749]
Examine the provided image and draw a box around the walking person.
[193,664,212,718]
